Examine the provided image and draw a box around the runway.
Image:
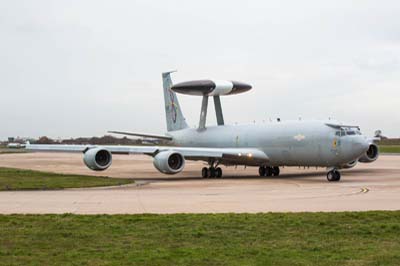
[0,153,399,214]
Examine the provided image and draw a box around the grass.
[0,212,399,265]
[0,148,27,154]
[0,167,134,190]
[378,138,400,145]
[379,145,400,154]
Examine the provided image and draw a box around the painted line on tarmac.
[360,187,369,194]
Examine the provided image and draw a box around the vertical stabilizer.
[162,71,189,132]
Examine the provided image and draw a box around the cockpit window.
[336,128,362,136]
[335,130,346,137]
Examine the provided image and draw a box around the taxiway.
[0,153,399,214]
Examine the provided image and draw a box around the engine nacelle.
[83,148,112,171]
[342,160,358,169]
[359,143,379,163]
[153,151,185,174]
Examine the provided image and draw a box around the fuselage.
[168,120,370,167]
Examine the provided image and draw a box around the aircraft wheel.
[259,166,266,177]
[265,167,273,177]
[327,171,335,181]
[201,167,208,178]
[216,167,222,178]
[209,167,216,178]
[273,166,280,176]
[327,170,340,182]
[334,170,341,181]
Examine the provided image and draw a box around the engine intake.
[83,148,112,171]
[153,151,185,174]
[342,160,357,169]
[359,143,379,163]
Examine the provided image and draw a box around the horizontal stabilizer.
[108,131,173,141]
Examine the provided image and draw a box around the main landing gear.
[202,166,223,178]
[259,166,280,177]
[327,169,341,182]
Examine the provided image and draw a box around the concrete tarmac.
[0,153,399,214]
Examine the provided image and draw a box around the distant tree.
[378,138,400,145]
[59,135,145,145]
[35,136,55,144]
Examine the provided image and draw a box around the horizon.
[2,117,399,142]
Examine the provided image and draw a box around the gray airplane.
[26,71,379,181]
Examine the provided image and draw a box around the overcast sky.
[1,0,399,139]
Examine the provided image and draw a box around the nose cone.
[362,139,370,152]
[353,137,370,156]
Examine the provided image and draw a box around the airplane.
[7,143,26,149]
[26,71,379,182]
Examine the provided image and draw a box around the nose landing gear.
[327,169,341,182]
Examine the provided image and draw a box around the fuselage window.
[346,131,356,135]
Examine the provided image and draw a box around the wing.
[25,144,269,166]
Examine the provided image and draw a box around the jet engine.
[359,143,379,163]
[83,148,112,171]
[342,160,358,169]
[153,151,185,174]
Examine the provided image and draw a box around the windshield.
[335,128,362,136]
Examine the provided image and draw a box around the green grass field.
[0,167,134,190]
[0,148,27,154]
[379,145,400,154]
[0,212,399,265]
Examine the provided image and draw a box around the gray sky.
[1,0,399,139]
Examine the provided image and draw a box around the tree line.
[33,135,170,146]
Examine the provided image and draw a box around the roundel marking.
[332,139,337,148]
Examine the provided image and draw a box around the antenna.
[170,79,252,130]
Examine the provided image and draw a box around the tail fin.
[162,71,189,131]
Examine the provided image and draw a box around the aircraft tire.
[201,167,209,178]
[327,170,340,182]
[273,166,280,176]
[209,167,216,178]
[265,167,273,177]
[216,167,222,178]
[334,170,341,181]
[259,166,266,177]
[327,171,335,181]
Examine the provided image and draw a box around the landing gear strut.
[327,169,341,182]
[202,166,223,178]
[259,166,280,177]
